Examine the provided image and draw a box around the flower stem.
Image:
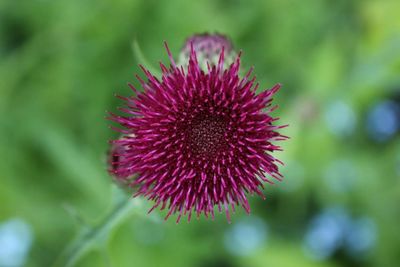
[52,195,136,267]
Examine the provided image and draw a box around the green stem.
[52,197,135,267]
[132,39,161,77]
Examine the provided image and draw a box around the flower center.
[188,114,228,157]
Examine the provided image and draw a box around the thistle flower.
[107,134,136,185]
[109,39,287,222]
[178,33,236,70]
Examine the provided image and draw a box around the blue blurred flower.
[324,100,356,137]
[304,207,377,261]
[0,219,33,267]
[224,216,267,256]
[366,101,400,142]
[345,217,377,257]
[304,207,351,260]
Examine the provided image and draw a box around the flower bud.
[178,33,236,71]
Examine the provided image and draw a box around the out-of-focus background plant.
[1,0,399,266]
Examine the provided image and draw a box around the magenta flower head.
[109,35,287,222]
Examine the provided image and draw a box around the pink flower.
[109,40,287,222]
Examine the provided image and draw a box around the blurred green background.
[1,0,400,266]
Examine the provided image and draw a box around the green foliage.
[1,0,399,266]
